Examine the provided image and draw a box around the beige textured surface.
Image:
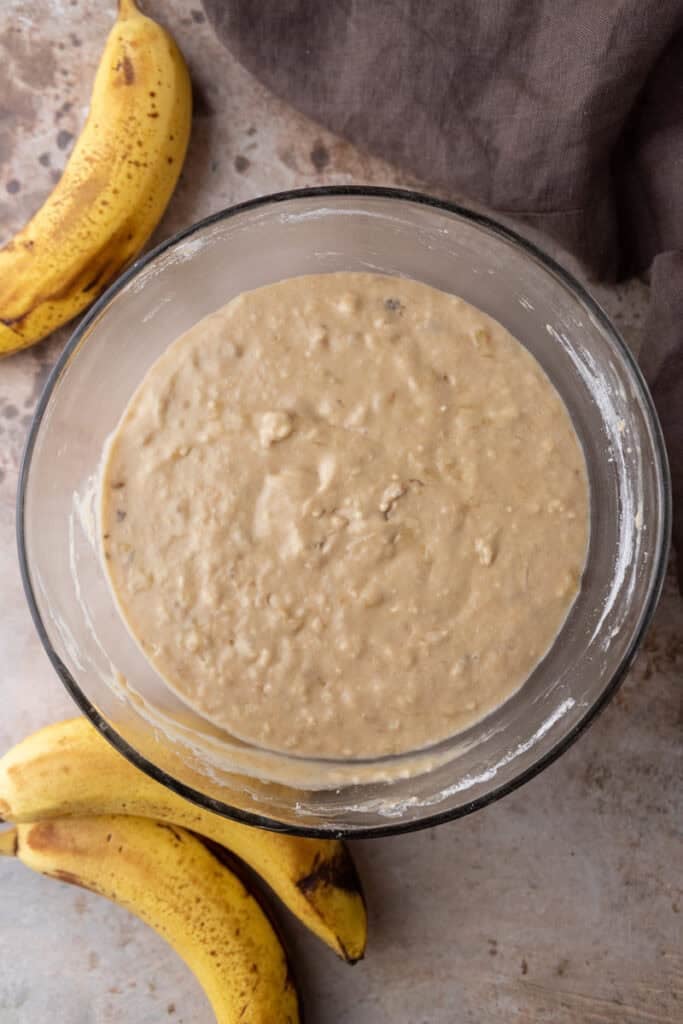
[0,2,680,1022]
[101,273,588,758]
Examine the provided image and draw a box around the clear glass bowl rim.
[16,185,672,838]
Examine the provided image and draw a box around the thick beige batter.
[101,273,589,758]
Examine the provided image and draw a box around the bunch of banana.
[0,0,192,357]
[0,816,301,1023]
[0,718,367,1020]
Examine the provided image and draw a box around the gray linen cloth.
[203,0,683,582]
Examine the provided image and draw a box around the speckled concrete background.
[0,3,681,1022]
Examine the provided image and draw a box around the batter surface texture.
[101,273,589,757]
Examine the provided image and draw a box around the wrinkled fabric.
[203,0,683,580]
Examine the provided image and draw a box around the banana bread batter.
[100,273,589,758]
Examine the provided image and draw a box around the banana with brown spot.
[0,717,367,962]
[0,0,191,356]
[0,815,301,1022]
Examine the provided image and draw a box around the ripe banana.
[0,815,301,1023]
[0,717,367,962]
[0,0,192,356]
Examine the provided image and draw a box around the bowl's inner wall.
[22,195,667,832]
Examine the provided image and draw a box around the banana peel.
[0,717,367,963]
[0,0,192,356]
[0,815,302,1023]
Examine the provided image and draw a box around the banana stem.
[0,828,18,857]
[118,0,140,18]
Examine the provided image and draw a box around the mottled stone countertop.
[1,3,681,1022]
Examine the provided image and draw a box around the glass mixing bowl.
[18,187,670,837]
